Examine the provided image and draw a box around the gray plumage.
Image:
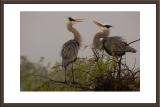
[93,20,136,57]
[61,40,79,69]
[61,17,82,82]
[103,36,136,56]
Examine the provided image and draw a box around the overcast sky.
[20,12,140,68]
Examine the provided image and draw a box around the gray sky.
[20,12,140,68]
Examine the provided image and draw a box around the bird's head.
[93,20,112,31]
[68,17,83,25]
[104,25,112,28]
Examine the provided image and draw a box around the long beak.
[93,20,104,27]
[74,18,83,22]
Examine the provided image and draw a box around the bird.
[93,20,136,57]
[93,20,137,79]
[92,21,112,61]
[61,17,83,83]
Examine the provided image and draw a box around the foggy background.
[20,12,140,68]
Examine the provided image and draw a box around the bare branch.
[128,38,140,45]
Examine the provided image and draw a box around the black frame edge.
[0,0,159,107]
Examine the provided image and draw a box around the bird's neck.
[103,29,110,36]
[93,32,104,49]
[67,22,82,46]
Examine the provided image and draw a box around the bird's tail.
[126,46,136,53]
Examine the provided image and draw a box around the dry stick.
[121,62,136,80]
[91,48,99,62]
[127,38,140,45]
[112,57,117,78]
[91,48,102,72]
[118,57,122,80]
[110,56,120,77]
[131,58,137,71]
[101,50,105,59]
[116,56,123,90]
[134,70,140,79]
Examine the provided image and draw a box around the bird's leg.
[92,48,99,62]
[116,57,122,90]
[113,57,116,78]
[118,57,122,80]
[112,56,118,78]
[95,50,99,61]
[65,67,67,83]
[101,50,105,59]
[71,63,75,83]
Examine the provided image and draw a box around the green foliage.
[20,55,140,91]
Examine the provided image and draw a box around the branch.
[91,48,99,61]
[128,38,140,45]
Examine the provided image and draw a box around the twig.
[132,58,137,71]
[91,48,99,62]
[117,57,122,80]
[91,48,103,72]
[128,39,140,45]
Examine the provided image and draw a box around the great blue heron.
[61,17,83,83]
[93,20,136,57]
[92,21,112,60]
[93,20,138,79]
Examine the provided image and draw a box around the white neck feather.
[67,22,82,46]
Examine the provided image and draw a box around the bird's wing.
[111,37,127,51]
[103,36,127,54]
[61,40,79,59]
[110,36,127,43]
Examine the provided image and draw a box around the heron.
[93,20,136,57]
[92,21,112,61]
[93,20,137,79]
[61,17,83,83]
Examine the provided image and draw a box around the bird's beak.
[74,18,83,22]
[93,20,104,27]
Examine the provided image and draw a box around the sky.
[20,11,140,68]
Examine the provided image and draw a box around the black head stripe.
[104,25,112,28]
[68,17,75,21]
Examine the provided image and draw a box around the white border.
[4,4,156,103]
